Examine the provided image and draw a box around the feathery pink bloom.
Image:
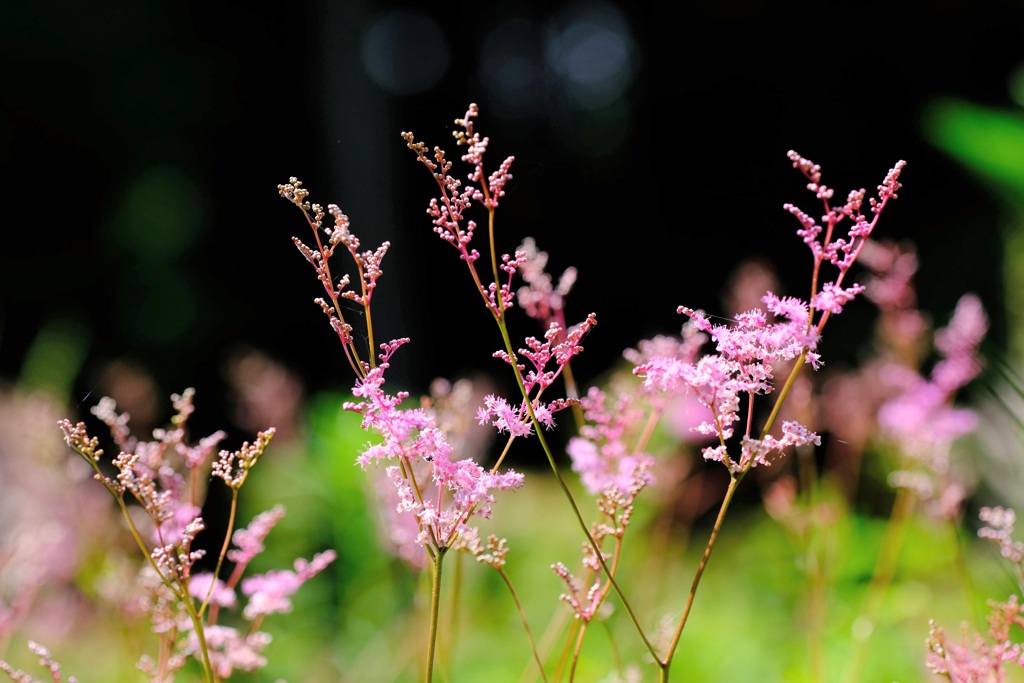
[241,551,336,619]
[566,387,654,496]
[228,505,287,565]
[345,342,524,551]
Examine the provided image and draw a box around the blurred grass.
[222,391,1015,682]
[0,378,1017,682]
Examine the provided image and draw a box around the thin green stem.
[476,206,656,659]
[948,517,980,628]
[201,491,238,621]
[425,548,448,683]
[841,485,917,683]
[663,473,744,671]
[497,568,549,683]
[796,446,826,683]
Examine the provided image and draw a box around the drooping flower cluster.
[344,340,524,552]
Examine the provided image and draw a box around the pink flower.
[187,625,271,678]
[228,505,287,565]
[345,343,524,551]
[566,387,654,496]
[188,573,237,608]
[241,550,336,619]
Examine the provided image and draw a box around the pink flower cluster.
[478,313,596,438]
[634,295,822,473]
[926,508,1024,681]
[344,340,524,551]
[403,105,523,318]
[566,386,653,496]
[879,294,988,517]
[52,390,335,681]
[879,294,987,457]
[629,152,908,475]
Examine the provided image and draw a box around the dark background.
[3,0,1022,440]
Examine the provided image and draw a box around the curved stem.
[497,568,549,683]
[201,491,238,621]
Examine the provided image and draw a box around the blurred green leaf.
[922,97,1024,206]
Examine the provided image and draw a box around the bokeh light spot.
[545,1,636,109]
[361,11,450,95]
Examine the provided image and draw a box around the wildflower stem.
[201,490,239,621]
[948,518,980,628]
[663,473,744,676]
[760,350,808,441]
[841,485,917,683]
[500,327,658,660]
[796,445,827,683]
[477,167,658,664]
[425,548,448,683]
[496,568,549,682]
[568,619,588,682]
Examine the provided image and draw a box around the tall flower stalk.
[48,390,334,682]
[284,105,909,681]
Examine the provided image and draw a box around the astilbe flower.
[635,295,822,474]
[0,641,78,683]
[37,390,334,682]
[880,293,988,518]
[925,507,1024,682]
[278,177,390,377]
[0,388,115,646]
[403,103,521,319]
[567,386,654,497]
[478,313,596,438]
[281,153,525,574]
[344,340,524,553]
[633,152,907,476]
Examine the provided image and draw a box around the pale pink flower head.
[187,572,237,608]
[186,625,271,679]
[978,506,1024,564]
[516,236,577,330]
[878,294,987,458]
[240,550,336,619]
[566,387,654,496]
[228,505,287,565]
